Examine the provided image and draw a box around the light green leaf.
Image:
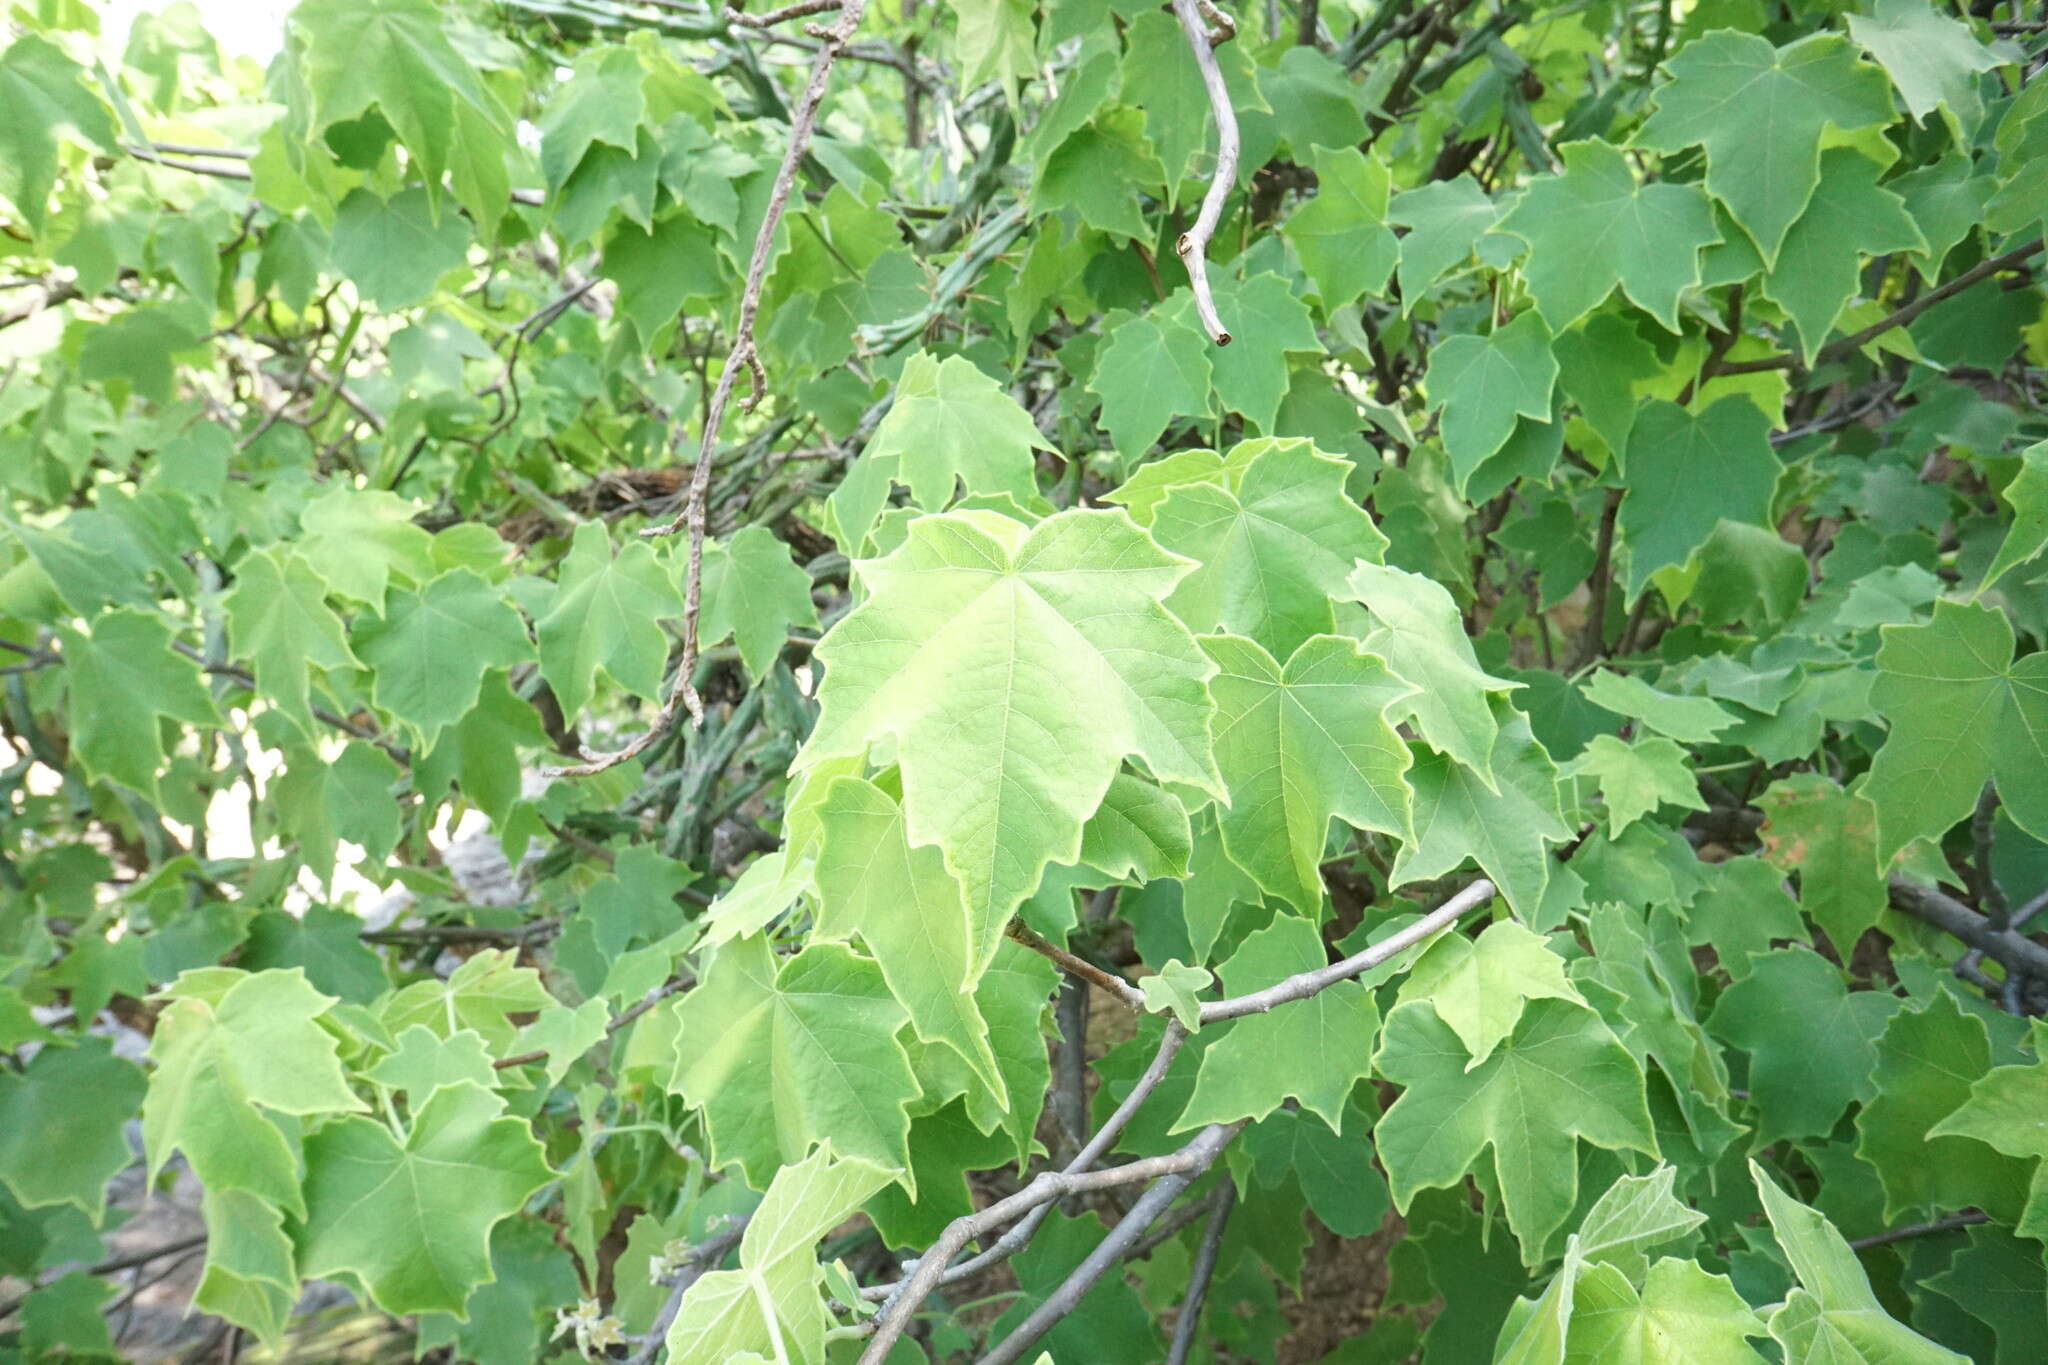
[1572,1166,1709,1281]
[1847,0,2017,138]
[144,969,366,1219]
[272,740,402,884]
[797,509,1221,973]
[296,487,435,608]
[1126,437,1387,656]
[1346,561,1522,784]
[223,547,360,739]
[1176,916,1380,1133]
[1375,998,1657,1261]
[1388,174,1502,307]
[536,520,684,719]
[195,1189,297,1348]
[1980,440,2048,592]
[812,775,1005,1104]
[1029,108,1164,241]
[1566,735,1708,838]
[668,937,919,1187]
[1760,149,1926,365]
[1637,31,1895,264]
[947,0,1035,97]
[0,35,116,238]
[295,1082,554,1317]
[1200,633,1414,913]
[1499,140,1721,333]
[536,45,646,191]
[1750,1161,1968,1364]
[1423,311,1559,491]
[1564,1259,1767,1365]
[697,528,821,681]
[382,949,555,1055]
[1392,702,1571,917]
[1580,670,1739,745]
[1865,599,2048,861]
[1394,920,1582,1071]
[1139,959,1212,1032]
[862,350,1051,513]
[367,1025,498,1099]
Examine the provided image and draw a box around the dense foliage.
[2,0,2047,1360]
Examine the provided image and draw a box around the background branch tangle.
[2,1,2048,1364]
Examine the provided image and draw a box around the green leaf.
[536,520,684,720]
[1927,1021,2048,1241]
[1923,1224,2048,1365]
[1346,561,1522,784]
[0,1037,146,1219]
[1284,146,1399,308]
[1423,311,1560,491]
[1866,600,2048,861]
[415,669,549,828]
[144,969,366,1219]
[1856,992,2034,1225]
[698,527,821,681]
[1618,398,1782,599]
[297,487,436,608]
[1760,149,1926,365]
[366,1025,498,1099]
[1388,174,1502,307]
[329,187,474,311]
[668,937,920,1187]
[812,775,1006,1104]
[1139,959,1212,1032]
[1706,948,1897,1148]
[1393,920,1582,1071]
[1498,140,1721,334]
[536,45,646,191]
[273,740,402,884]
[1160,273,1323,433]
[1750,1161,1968,1364]
[78,305,206,405]
[295,1082,553,1317]
[947,0,1035,97]
[382,948,554,1054]
[1029,107,1164,241]
[0,36,115,239]
[862,350,1051,512]
[1637,31,1895,265]
[1088,310,1215,459]
[1580,669,1739,745]
[1391,701,1572,918]
[1176,916,1380,1131]
[1981,441,2048,592]
[1375,998,1657,1260]
[289,0,514,227]
[223,547,361,739]
[1683,855,1808,972]
[352,568,534,747]
[1199,633,1414,913]
[1572,1166,1709,1281]
[1847,0,2017,139]
[1125,436,1388,656]
[1564,1259,1768,1365]
[797,509,1221,972]
[195,1188,298,1348]
[57,606,221,796]
[1566,735,1708,838]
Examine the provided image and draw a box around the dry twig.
[1170,0,1241,345]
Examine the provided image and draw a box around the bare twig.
[553,0,870,778]
[1006,918,1146,1008]
[858,1118,1238,1365]
[1199,876,1495,1021]
[1170,0,1241,346]
[975,1122,1245,1365]
[1849,1210,1987,1251]
[1053,975,1092,1156]
[1889,878,2048,982]
[1165,1182,1234,1365]
[728,0,841,25]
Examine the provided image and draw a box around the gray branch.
[1166,1181,1235,1365]
[1170,0,1242,345]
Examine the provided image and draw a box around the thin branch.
[1006,918,1146,1009]
[1888,877,2048,982]
[1199,876,1495,1021]
[857,1118,1236,1365]
[1849,1210,1987,1251]
[1170,0,1241,346]
[1719,240,2044,376]
[1165,1182,1234,1365]
[1053,974,1092,1157]
[975,1122,1245,1365]
[555,0,870,776]
[728,0,841,26]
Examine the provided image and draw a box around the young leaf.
[1566,735,1709,839]
[698,525,821,679]
[535,520,685,719]
[1926,1021,2048,1242]
[352,567,535,746]
[1422,311,1559,491]
[57,607,221,797]
[1393,920,1581,1071]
